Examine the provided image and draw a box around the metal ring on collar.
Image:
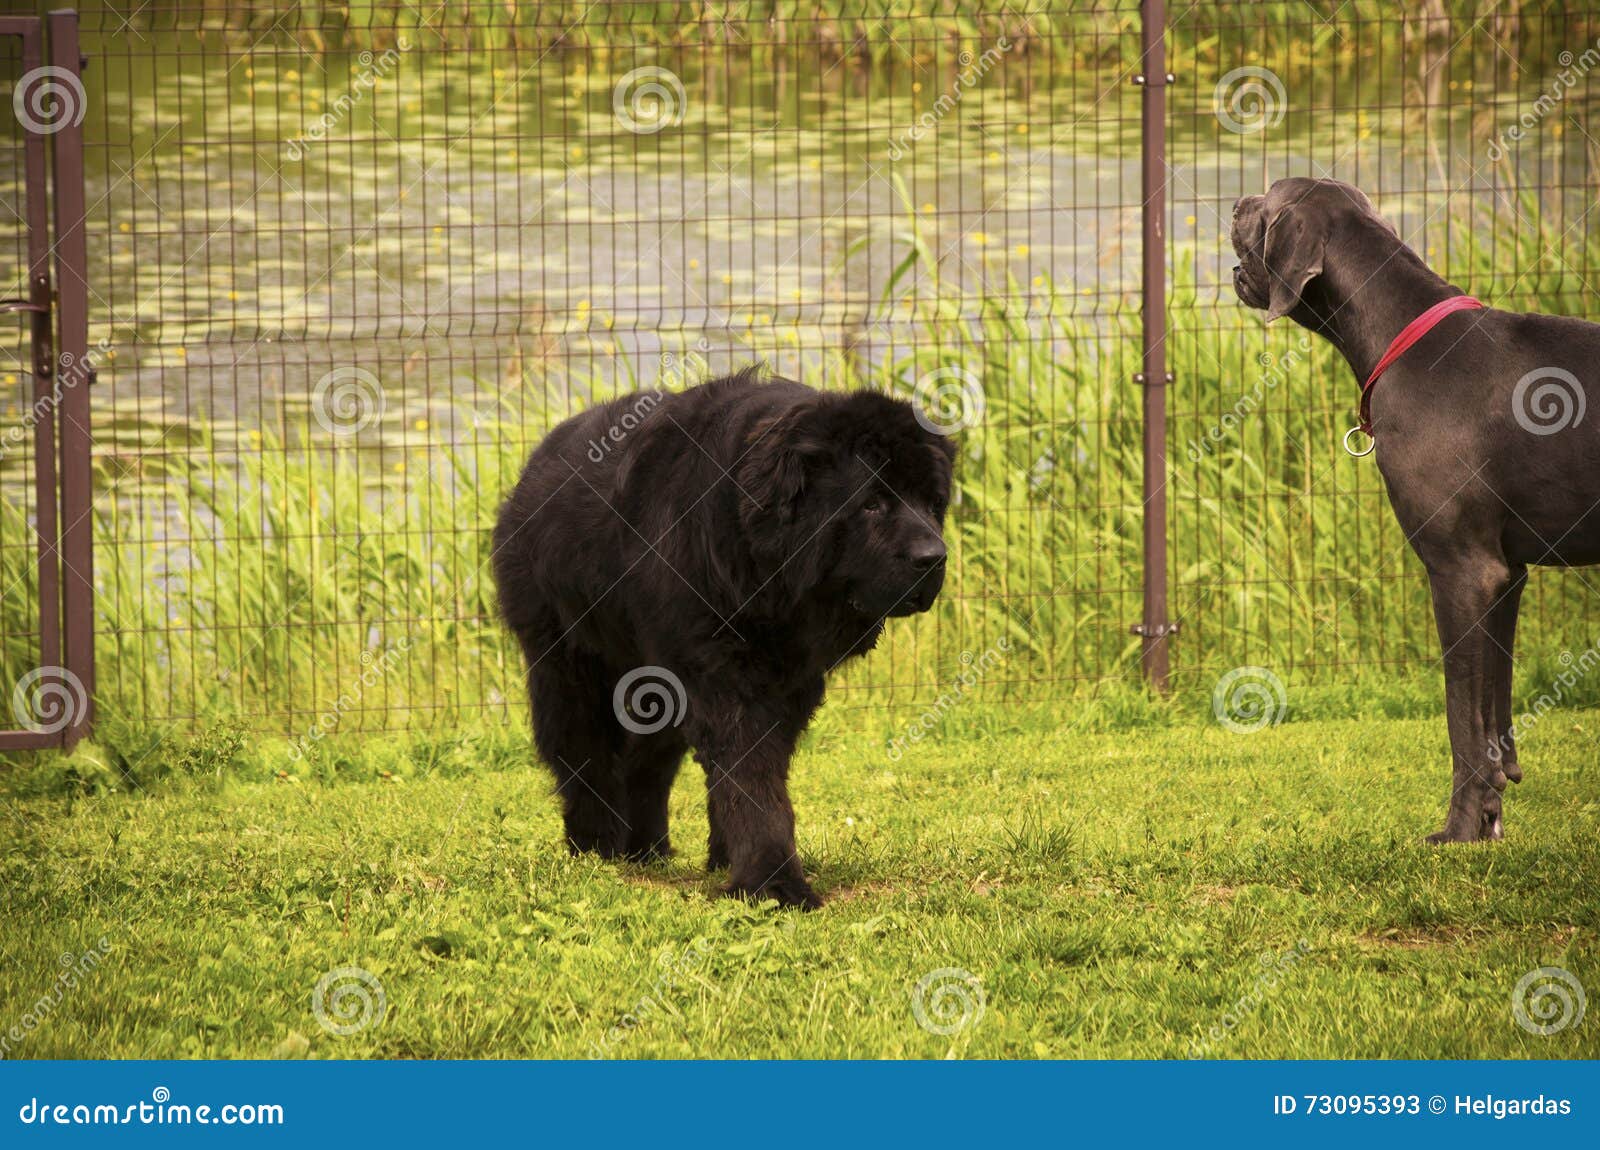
[1343,426,1376,457]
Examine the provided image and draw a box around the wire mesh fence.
[2,1,1599,740]
[1166,0,1600,697]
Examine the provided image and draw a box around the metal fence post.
[49,8,93,745]
[1135,0,1174,692]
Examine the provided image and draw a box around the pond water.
[0,13,1594,482]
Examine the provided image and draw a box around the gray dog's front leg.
[1426,560,1518,842]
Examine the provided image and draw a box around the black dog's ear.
[736,404,828,530]
[1263,205,1325,323]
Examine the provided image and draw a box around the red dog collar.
[1357,294,1485,437]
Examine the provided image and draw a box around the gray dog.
[1231,176,1600,842]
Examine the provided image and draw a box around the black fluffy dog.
[492,369,955,907]
[1232,176,1600,842]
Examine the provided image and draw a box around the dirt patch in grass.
[1359,926,1478,949]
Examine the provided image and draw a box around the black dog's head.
[737,389,957,619]
[1231,177,1398,323]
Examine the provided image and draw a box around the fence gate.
[0,10,91,751]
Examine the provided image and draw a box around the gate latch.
[0,299,47,314]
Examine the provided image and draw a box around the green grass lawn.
[1,705,1597,1059]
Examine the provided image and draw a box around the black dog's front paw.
[566,830,628,859]
[725,865,822,910]
[625,839,675,863]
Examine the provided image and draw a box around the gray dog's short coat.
[1232,177,1600,841]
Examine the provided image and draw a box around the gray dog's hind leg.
[1426,558,1518,843]
[1484,567,1527,800]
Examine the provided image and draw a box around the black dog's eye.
[861,496,888,515]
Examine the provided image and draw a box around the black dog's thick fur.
[492,370,955,907]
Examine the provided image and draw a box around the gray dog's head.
[1231,177,1399,323]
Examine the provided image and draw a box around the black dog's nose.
[907,539,946,571]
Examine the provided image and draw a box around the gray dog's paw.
[1426,782,1505,843]
[1480,791,1505,841]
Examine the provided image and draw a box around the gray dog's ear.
[1263,208,1325,323]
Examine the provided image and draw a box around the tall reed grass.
[6,202,1600,755]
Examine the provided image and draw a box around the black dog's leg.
[622,735,684,861]
[1426,559,1516,843]
[527,647,629,858]
[694,711,818,910]
[550,758,629,857]
[706,803,729,871]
